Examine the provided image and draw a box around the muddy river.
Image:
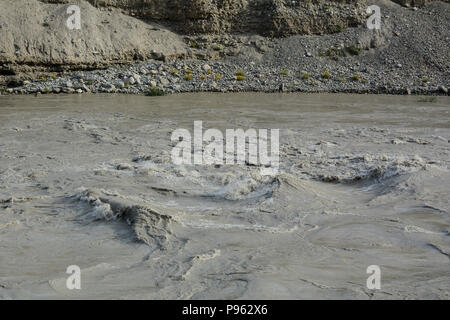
[0,93,449,299]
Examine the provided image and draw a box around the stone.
[124,77,136,85]
[132,74,141,84]
[437,85,448,94]
[202,64,211,72]
[104,84,116,91]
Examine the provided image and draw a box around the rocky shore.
[3,58,448,96]
[1,0,449,95]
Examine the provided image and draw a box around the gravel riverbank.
[2,58,448,96]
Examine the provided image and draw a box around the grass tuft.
[301,72,310,80]
[322,72,331,79]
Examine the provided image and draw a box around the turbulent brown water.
[0,93,449,299]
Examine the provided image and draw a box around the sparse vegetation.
[145,88,166,96]
[422,77,430,83]
[236,75,245,81]
[322,72,331,79]
[215,74,222,80]
[319,46,349,60]
[213,45,222,51]
[236,71,245,77]
[351,75,361,82]
[346,45,361,56]
[280,70,289,76]
[325,47,339,57]
[185,74,193,81]
[301,72,310,80]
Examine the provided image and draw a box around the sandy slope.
[0,0,187,73]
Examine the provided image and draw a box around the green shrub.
[347,46,361,56]
[322,72,331,79]
[236,75,245,81]
[301,72,310,80]
[145,88,166,96]
[280,70,289,76]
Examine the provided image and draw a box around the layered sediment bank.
[0,0,448,95]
